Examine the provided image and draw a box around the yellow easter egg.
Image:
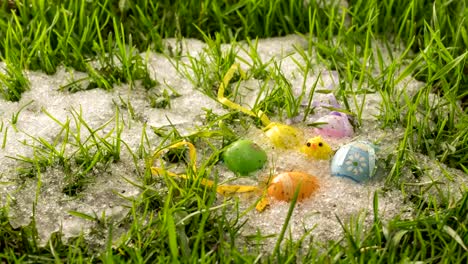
[264,122,303,149]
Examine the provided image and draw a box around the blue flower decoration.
[331,141,376,182]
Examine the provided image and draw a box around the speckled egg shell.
[264,123,302,149]
[313,112,353,138]
[331,141,376,182]
[267,172,320,202]
[223,139,268,176]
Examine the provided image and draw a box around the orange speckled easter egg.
[267,172,319,202]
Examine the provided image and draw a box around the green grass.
[7,106,124,195]
[1,0,468,262]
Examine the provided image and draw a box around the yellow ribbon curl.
[150,141,267,207]
[217,63,303,149]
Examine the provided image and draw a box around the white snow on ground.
[0,35,466,252]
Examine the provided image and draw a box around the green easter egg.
[223,140,267,176]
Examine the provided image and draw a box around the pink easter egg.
[313,112,353,138]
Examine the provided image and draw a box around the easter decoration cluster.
[149,63,378,212]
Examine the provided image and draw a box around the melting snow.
[0,35,466,253]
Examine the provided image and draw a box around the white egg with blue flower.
[331,141,377,182]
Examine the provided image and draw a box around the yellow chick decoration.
[300,136,333,160]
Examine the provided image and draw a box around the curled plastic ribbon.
[218,63,303,149]
[149,141,321,211]
[150,141,262,200]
